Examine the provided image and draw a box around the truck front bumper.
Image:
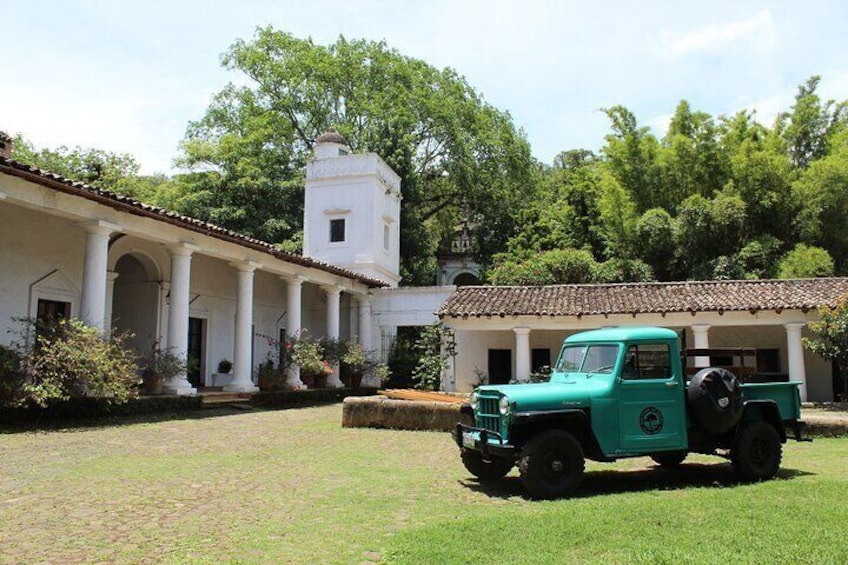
[454,423,518,459]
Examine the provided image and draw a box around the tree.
[804,298,848,400]
[777,76,848,169]
[179,28,536,284]
[777,244,834,279]
[792,130,848,271]
[488,248,603,285]
[11,135,140,190]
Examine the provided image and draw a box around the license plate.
[462,431,476,448]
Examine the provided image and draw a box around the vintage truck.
[455,326,807,499]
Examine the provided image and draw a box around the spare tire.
[687,367,743,435]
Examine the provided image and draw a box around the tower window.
[383,223,390,251]
[330,218,346,243]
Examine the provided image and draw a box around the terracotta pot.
[143,373,165,395]
[313,374,327,389]
[350,373,363,388]
[301,373,315,388]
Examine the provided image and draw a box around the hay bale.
[342,396,470,432]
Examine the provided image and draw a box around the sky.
[2,0,847,175]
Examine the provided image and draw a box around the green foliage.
[140,342,187,378]
[11,135,141,189]
[179,27,536,284]
[3,318,140,407]
[411,324,455,391]
[804,298,848,399]
[778,244,834,279]
[489,248,603,285]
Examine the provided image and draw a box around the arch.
[108,237,165,281]
[451,271,480,287]
[112,253,162,359]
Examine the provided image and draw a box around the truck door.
[617,342,687,453]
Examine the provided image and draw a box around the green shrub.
[0,344,23,404]
[411,323,455,391]
[7,318,140,407]
[778,244,834,279]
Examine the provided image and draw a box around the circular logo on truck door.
[640,407,664,435]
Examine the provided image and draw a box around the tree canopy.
[8,29,848,288]
[176,27,536,284]
[493,75,848,284]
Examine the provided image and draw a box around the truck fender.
[511,410,605,459]
[738,400,786,442]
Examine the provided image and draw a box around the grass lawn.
[1,404,845,564]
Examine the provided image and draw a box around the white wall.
[0,202,85,345]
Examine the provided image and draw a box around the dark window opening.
[37,299,71,326]
[531,348,551,373]
[756,349,781,373]
[187,317,205,387]
[330,219,346,243]
[488,349,512,384]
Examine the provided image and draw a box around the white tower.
[304,129,402,287]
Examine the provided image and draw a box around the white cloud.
[647,113,674,139]
[656,10,776,58]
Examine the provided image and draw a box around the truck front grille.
[477,396,502,434]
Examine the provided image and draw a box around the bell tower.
[303,129,402,287]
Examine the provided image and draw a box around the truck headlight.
[469,391,478,410]
[499,396,511,415]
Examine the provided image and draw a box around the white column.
[325,285,343,388]
[285,275,305,389]
[785,322,808,402]
[163,243,197,395]
[104,271,119,333]
[691,324,711,368]
[79,221,118,331]
[226,262,260,392]
[357,295,376,386]
[514,327,531,382]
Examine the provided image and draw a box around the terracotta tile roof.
[436,279,848,318]
[0,157,387,287]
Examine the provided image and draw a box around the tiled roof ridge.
[437,278,848,318]
[0,156,388,287]
[456,278,840,290]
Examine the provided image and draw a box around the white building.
[1,129,846,402]
[0,131,400,394]
[437,282,848,402]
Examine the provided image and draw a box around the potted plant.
[341,340,368,388]
[217,358,233,374]
[141,343,187,395]
[289,331,332,388]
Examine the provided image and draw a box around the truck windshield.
[556,344,620,374]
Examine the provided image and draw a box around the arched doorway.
[452,272,479,286]
[112,254,161,359]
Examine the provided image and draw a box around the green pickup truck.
[455,326,807,499]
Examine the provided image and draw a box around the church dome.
[315,128,348,145]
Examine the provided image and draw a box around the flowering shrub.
[2,317,140,407]
[289,330,332,376]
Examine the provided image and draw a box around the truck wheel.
[518,430,584,499]
[461,449,513,481]
[650,451,687,468]
[731,421,782,481]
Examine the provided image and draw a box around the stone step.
[200,392,254,407]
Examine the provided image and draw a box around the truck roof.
[565,326,678,344]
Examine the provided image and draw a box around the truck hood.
[477,376,611,412]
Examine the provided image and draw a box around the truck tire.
[650,451,687,467]
[461,449,513,481]
[687,367,744,435]
[731,421,782,481]
[518,430,584,499]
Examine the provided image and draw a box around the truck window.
[622,344,671,380]
[556,344,619,374]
